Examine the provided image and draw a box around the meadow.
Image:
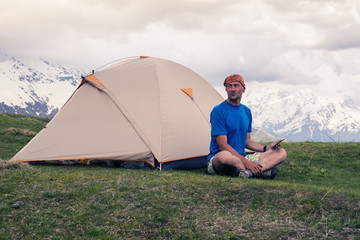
[1,113,359,239]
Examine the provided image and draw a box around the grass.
[0,113,49,160]
[1,113,360,239]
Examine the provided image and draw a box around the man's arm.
[216,135,263,175]
[245,132,267,152]
[246,133,284,152]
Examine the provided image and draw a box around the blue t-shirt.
[208,100,252,161]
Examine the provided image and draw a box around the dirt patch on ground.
[4,127,37,137]
[0,159,31,170]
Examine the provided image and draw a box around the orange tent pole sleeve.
[85,75,106,88]
[180,88,193,98]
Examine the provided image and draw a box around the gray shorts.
[207,152,261,175]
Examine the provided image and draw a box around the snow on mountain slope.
[2,54,359,142]
[0,54,83,117]
[243,83,360,142]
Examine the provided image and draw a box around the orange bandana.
[224,74,245,89]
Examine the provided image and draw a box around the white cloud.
[0,0,359,102]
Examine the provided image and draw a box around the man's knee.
[213,150,234,164]
[212,151,238,175]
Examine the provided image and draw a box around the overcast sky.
[1,0,360,101]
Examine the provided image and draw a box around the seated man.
[208,74,287,178]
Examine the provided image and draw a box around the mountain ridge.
[0,54,83,118]
[1,54,359,142]
[244,84,360,142]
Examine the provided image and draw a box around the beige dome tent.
[11,56,224,170]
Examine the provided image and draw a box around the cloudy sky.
[1,0,360,101]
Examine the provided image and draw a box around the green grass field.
[1,113,360,239]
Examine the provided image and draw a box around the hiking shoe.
[260,168,276,179]
[232,168,254,178]
[238,169,254,178]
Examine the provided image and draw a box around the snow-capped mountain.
[1,54,359,142]
[0,54,83,117]
[243,85,360,142]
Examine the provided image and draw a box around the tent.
[11,56,224,170]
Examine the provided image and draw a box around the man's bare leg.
[211,148,286,177]
[258,147,287,171]
[211,150,246,175]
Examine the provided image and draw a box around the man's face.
[225,81,245,102]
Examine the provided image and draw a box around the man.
[207,74,287,178]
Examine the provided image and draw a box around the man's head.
[224,74,245,89]
[224,74,245,105]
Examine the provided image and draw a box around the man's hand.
[268,139,284,150]
[244,161,263,176]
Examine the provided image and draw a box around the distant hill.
[0,113,49,159]
[251,129,282,143]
